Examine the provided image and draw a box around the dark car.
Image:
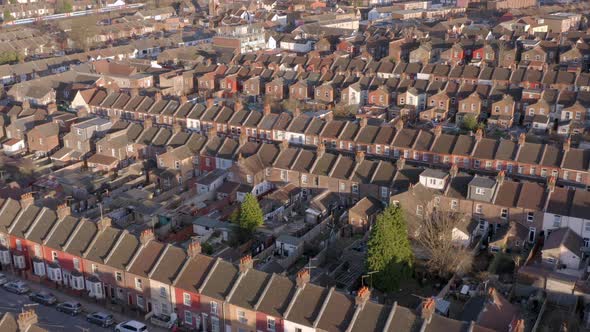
[56,301,82,316]
[86,312,114,327]
[29,291,57,305]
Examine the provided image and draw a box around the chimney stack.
[130,88,139,97]
[207,126,217,137]
[155,92,162,102]
[206,98,215,108]
[360,117,368,128]
[294,107,301,117]
[355,150,365,163]
[396,156,406,169]
[281,139,289,150]
[20,193,35,209]
[234,98,244,113]
[434,124,442,137]
[563,136,571,152]
[518,133,526,146]
[355,286,371,309]
[547,175,556,192]
[317,142,326,156]
[180,95,188,104]
[173,122,183,134]
[450,163,459,178]
[394,118,404,132]
[296,268,310,288]
[239,132,248,146]
[239,255,253,273]
[144,117,153,129]
[188,240,201,258]
[140,229,155,244]
[98,216,112,232]
[263,102,272,115]
[420,297,436,324]
[475,128,483,142]
[57,204,71,220]
[47,103,58,114]
[17,309,38,331]
[22,99,30,110]
[496,170,505,185]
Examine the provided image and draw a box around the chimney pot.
[296,268,310,288]
[140,229,155,244]
[98,217,112,232]
[355,286,371,308]
[17,309,38,331]
[239,255,253,273]
[420,297,436,324]
[20,193,35,208]
[188,240,201,258]
[57,204,70,220]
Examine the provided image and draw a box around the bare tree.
[415,210,473,279]
[68,16,98,52]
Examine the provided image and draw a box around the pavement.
[0,273,168,332]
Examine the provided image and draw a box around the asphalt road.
[0,287,113,332]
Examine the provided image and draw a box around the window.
[267,318,276,331]
[183,293,191,306]
[352,183,359,194]
[51,251,58,262]
[530,167,536,176]
[185,311,193,325]
[301,174,307,184]
[136,295,145,308]
[475,187,485,195]
[501,209,508,220]
[91,264,98,274]
[34,245,41,257]
[416,205,424,216]
[541,169,547,177]
[280,170,287,181]
[210,301,218,315]
[246,174,253,184]
[434,196,440,207]
[526,212,534,223]
[15,240,21,251]
[585,221,590,233]
[116,272,122,282]
[476,204,482,214]
[381,187,388,198]
[552,215,561,228]
[73,258,80,271]
[160,286,167,297]
[451,200,458,210]
[237,310,247,324]
[135,278,142,290]
[339,182,345,192]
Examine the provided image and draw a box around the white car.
[0,273,7,285]
[115,320,148,332]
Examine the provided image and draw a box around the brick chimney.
[281,139,289,150]
[140,229,155,244]
[396,156,405,169]
[155,92,162,102]
[434,124,442,137]
[206,98,215,108]
[22,99,30,110]
[98,216,112,232]
[239,132,248,146]
[547,175,556,192]
[563,136,571,152]
[20,193,35,209]
[144,117,153,129]
[420,297,436,324]
[17,309,38,331]
[188,240,201,258]
[234,98,244,113]
[360,117,368,128]
[263,102,272,115]
[355,286,371,309]
[173,122,183,134]
[130,88,139,97]
[47,103,58,114]
[496,170,505,185]
[475,128,483,142]
[394,118,404,132]
[207,125,217,137]
[180,95,188,104]
[56,204,70,220]
[355,150,365,163]
[317,142,326,156]
[239,255,253,273]
[450,163,459,178]
[296,268,310,288]
[294,107,301,117]
[518,133,526,146]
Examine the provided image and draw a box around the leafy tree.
[366,204,414,292]
[0,51,20,65]
[232,193,264,234]
[461,114,478,132]
[3,10,14,22]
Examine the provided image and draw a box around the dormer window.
[475,187,485,195]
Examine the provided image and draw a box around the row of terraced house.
[0,195,502,332]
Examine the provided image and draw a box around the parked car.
[29,291,57,305]
[3,281,29,294]
[115,320,148,332]
[0,273,8,285]
[56,301,82,316]
[86,312,114,327]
